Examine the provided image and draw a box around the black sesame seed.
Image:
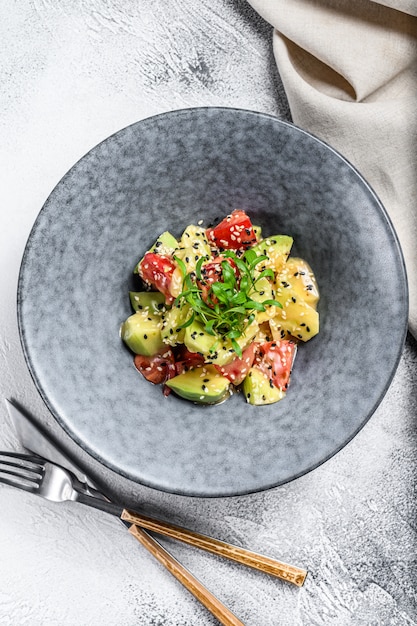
[144,334,148,339]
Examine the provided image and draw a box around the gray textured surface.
[1,1,416,625]
[18,108,407,497]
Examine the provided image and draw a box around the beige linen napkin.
[247,0,417,338]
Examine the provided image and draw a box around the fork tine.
[0,451,45,464]
[0,473,40,493]
[0,452,44,493]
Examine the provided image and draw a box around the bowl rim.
[17,106,409,497]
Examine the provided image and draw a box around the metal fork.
[0,450,244,626]
[0,450,307,586]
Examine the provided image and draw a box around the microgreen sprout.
[174,250,282,357]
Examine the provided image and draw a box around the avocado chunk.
[279,257,319,307]
[166,365,230,404]
[179,224,211,254]
[121,311,165,356]
[184,320,236,367]
[173,225,212,274]
[134,231,178,273]
[253,225,262,241]
[248,276,275,304]
[269,301,319,342]
[161,303,191,346]
[251,235,293,273]
[272,272,319,341]
[184,319,218,356]
[129,291,167,314]
[243,367,286,405]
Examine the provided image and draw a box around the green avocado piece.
[251,235,293,273]
[253,225,262,240]
[183,320,233,366]
[270,300,319,342]
[248,276,274,304]
[242,367,286,405]
[121,311,165,356]
[173,225,212,274]
[184,319,259,367]
[165,365,230,404]
[134,231,178,273]
[129,291,167,314]
[184,319,218,356]
[279,257,320,307]
[179,224,211,253]
[161,303,191,346]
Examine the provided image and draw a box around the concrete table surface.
[1,2,416,625]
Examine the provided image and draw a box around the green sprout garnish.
[173,250,282,357]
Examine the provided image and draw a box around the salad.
[121,210,319,405]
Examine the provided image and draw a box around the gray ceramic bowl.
[18,107,408,497]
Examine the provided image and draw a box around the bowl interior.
[18,108,408,496]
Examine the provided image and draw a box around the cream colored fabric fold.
[247,0,417,338]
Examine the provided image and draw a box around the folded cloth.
[247,0,417,338]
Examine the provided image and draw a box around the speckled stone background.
[1,1,416,625]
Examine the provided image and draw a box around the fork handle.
[121,509,307,586]
[128,524,244,626]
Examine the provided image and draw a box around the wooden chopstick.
[122,509,307,587]
[129,525,245,626]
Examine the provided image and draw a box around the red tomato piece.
[134,348,176,385]
[215,342,258,385]
[206,210,257,250]
[254,341,297,391]
[174,348,205,375]
[138,252,176,303]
